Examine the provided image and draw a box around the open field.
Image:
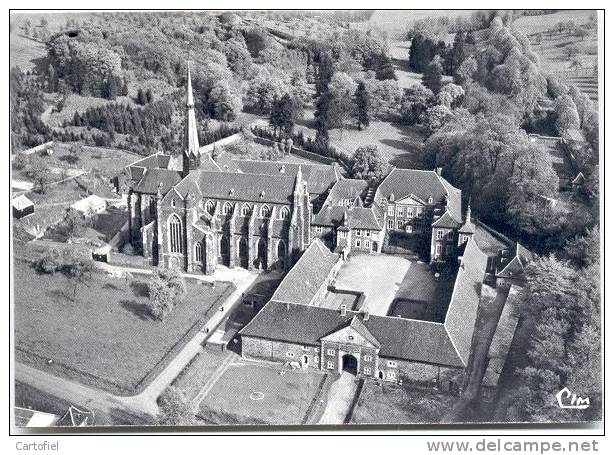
[14,259,234,395]
[198,361,326,425]
[350,379,456,423]
[295,110,427,169]
[9,33,47,72]
[513,11,598,101]
[352,10,474,38]
[172,345,230,402]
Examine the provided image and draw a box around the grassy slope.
[14,259,233,394]
[9,33,47,72]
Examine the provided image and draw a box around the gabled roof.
[128,152,172,171]
[324,179,369,206]
[174,169,297,204]
[432,210,460,229]
[228,160,339,197]
[459,217,476,234]
[132,168,183,195]
[312,204,383,230]
[270,239,340,306]
[444,238,488,365]
[376,168,462,222]
[70,194,106,213]
[12,194,34,210]
[496,243,533,278]
[321,315,381,348]
[240,301,465,367]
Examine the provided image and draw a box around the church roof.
[376,169,462,222]
[228,160,340,197]
[271,239,340,306]
[174,169,297,204]
[132,168,183,195]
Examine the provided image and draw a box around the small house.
[12,195,34,219]
[70,194,107,217]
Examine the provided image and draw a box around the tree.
[554,95,581,135]
[349,145,387,182]
[564,226,600,268]
[422,56,444,95]
[436,83,464,109]
[157,387,196,426]
[564,44,581,60]
[424,104,452,134]
[63,256,94,298]
[34,248,62,274]
[136,88,147,106]
[26,161,53,194]
[208,81,242,122]
[353,81,370,130]
[121,77,129,96]
[400,84,433,125]
[147,267,186,320]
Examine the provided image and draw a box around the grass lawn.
[391,261,456,322]
[172,345,229,402]
[350,380,457,424]
[14,259,234,395]
[198,361,326,425]
[295,109,427,169]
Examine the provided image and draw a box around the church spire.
[183,61,200,177]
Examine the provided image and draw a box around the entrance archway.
[372,241,378,252]
[342,354,358,375]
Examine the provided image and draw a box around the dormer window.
[428,196,433,204]
[170,199,176,207]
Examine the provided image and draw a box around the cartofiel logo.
[556,387,590,410]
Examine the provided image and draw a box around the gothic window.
[223,202,233,215]
[205,200,215,215]
[169,214,183,254]
[277,240,286,259]
[279,207,290,220]
[260,205,270,218]
[194,241,203,263]
[241,203,252,217]
[171,199,176,207]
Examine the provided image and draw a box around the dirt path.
[318,372,359,424]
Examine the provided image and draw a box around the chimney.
[363,311,370,321]
[340,304,347,316]
[436,167,442,176]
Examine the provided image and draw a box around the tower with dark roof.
[183,61,201,177]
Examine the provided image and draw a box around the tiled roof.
[132,168,183,195]
[324,179,369,206]
[271,238,340,306]
[240,301,464,367]
[376,169,462,222]
[497,243,533,278]
[312,205,383,230]
[432,210,460,229]
[228,160,339,197]
[174,169,297,204]
[444,237,488,365]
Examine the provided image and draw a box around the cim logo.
[556,387,590,410]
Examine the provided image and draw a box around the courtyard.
[331,254,411,315]
[197,361,327,425]
[13,258,234,395]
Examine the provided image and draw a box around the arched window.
[169,214,183,254]
[241,203,252,217]
[260,205,270,218]
[205,200,215,215]
[223,202,233,215]
[194,241,203,263]
[277,240,286,259]
[279,207,290,220]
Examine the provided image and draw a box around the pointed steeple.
[459,200,475,235]
[183,61,200,177]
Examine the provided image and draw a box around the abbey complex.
[123,65,474,276]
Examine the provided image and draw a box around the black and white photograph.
[8,6,604,442]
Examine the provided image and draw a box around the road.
[318,372,360,424]
[15,264,260,424]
